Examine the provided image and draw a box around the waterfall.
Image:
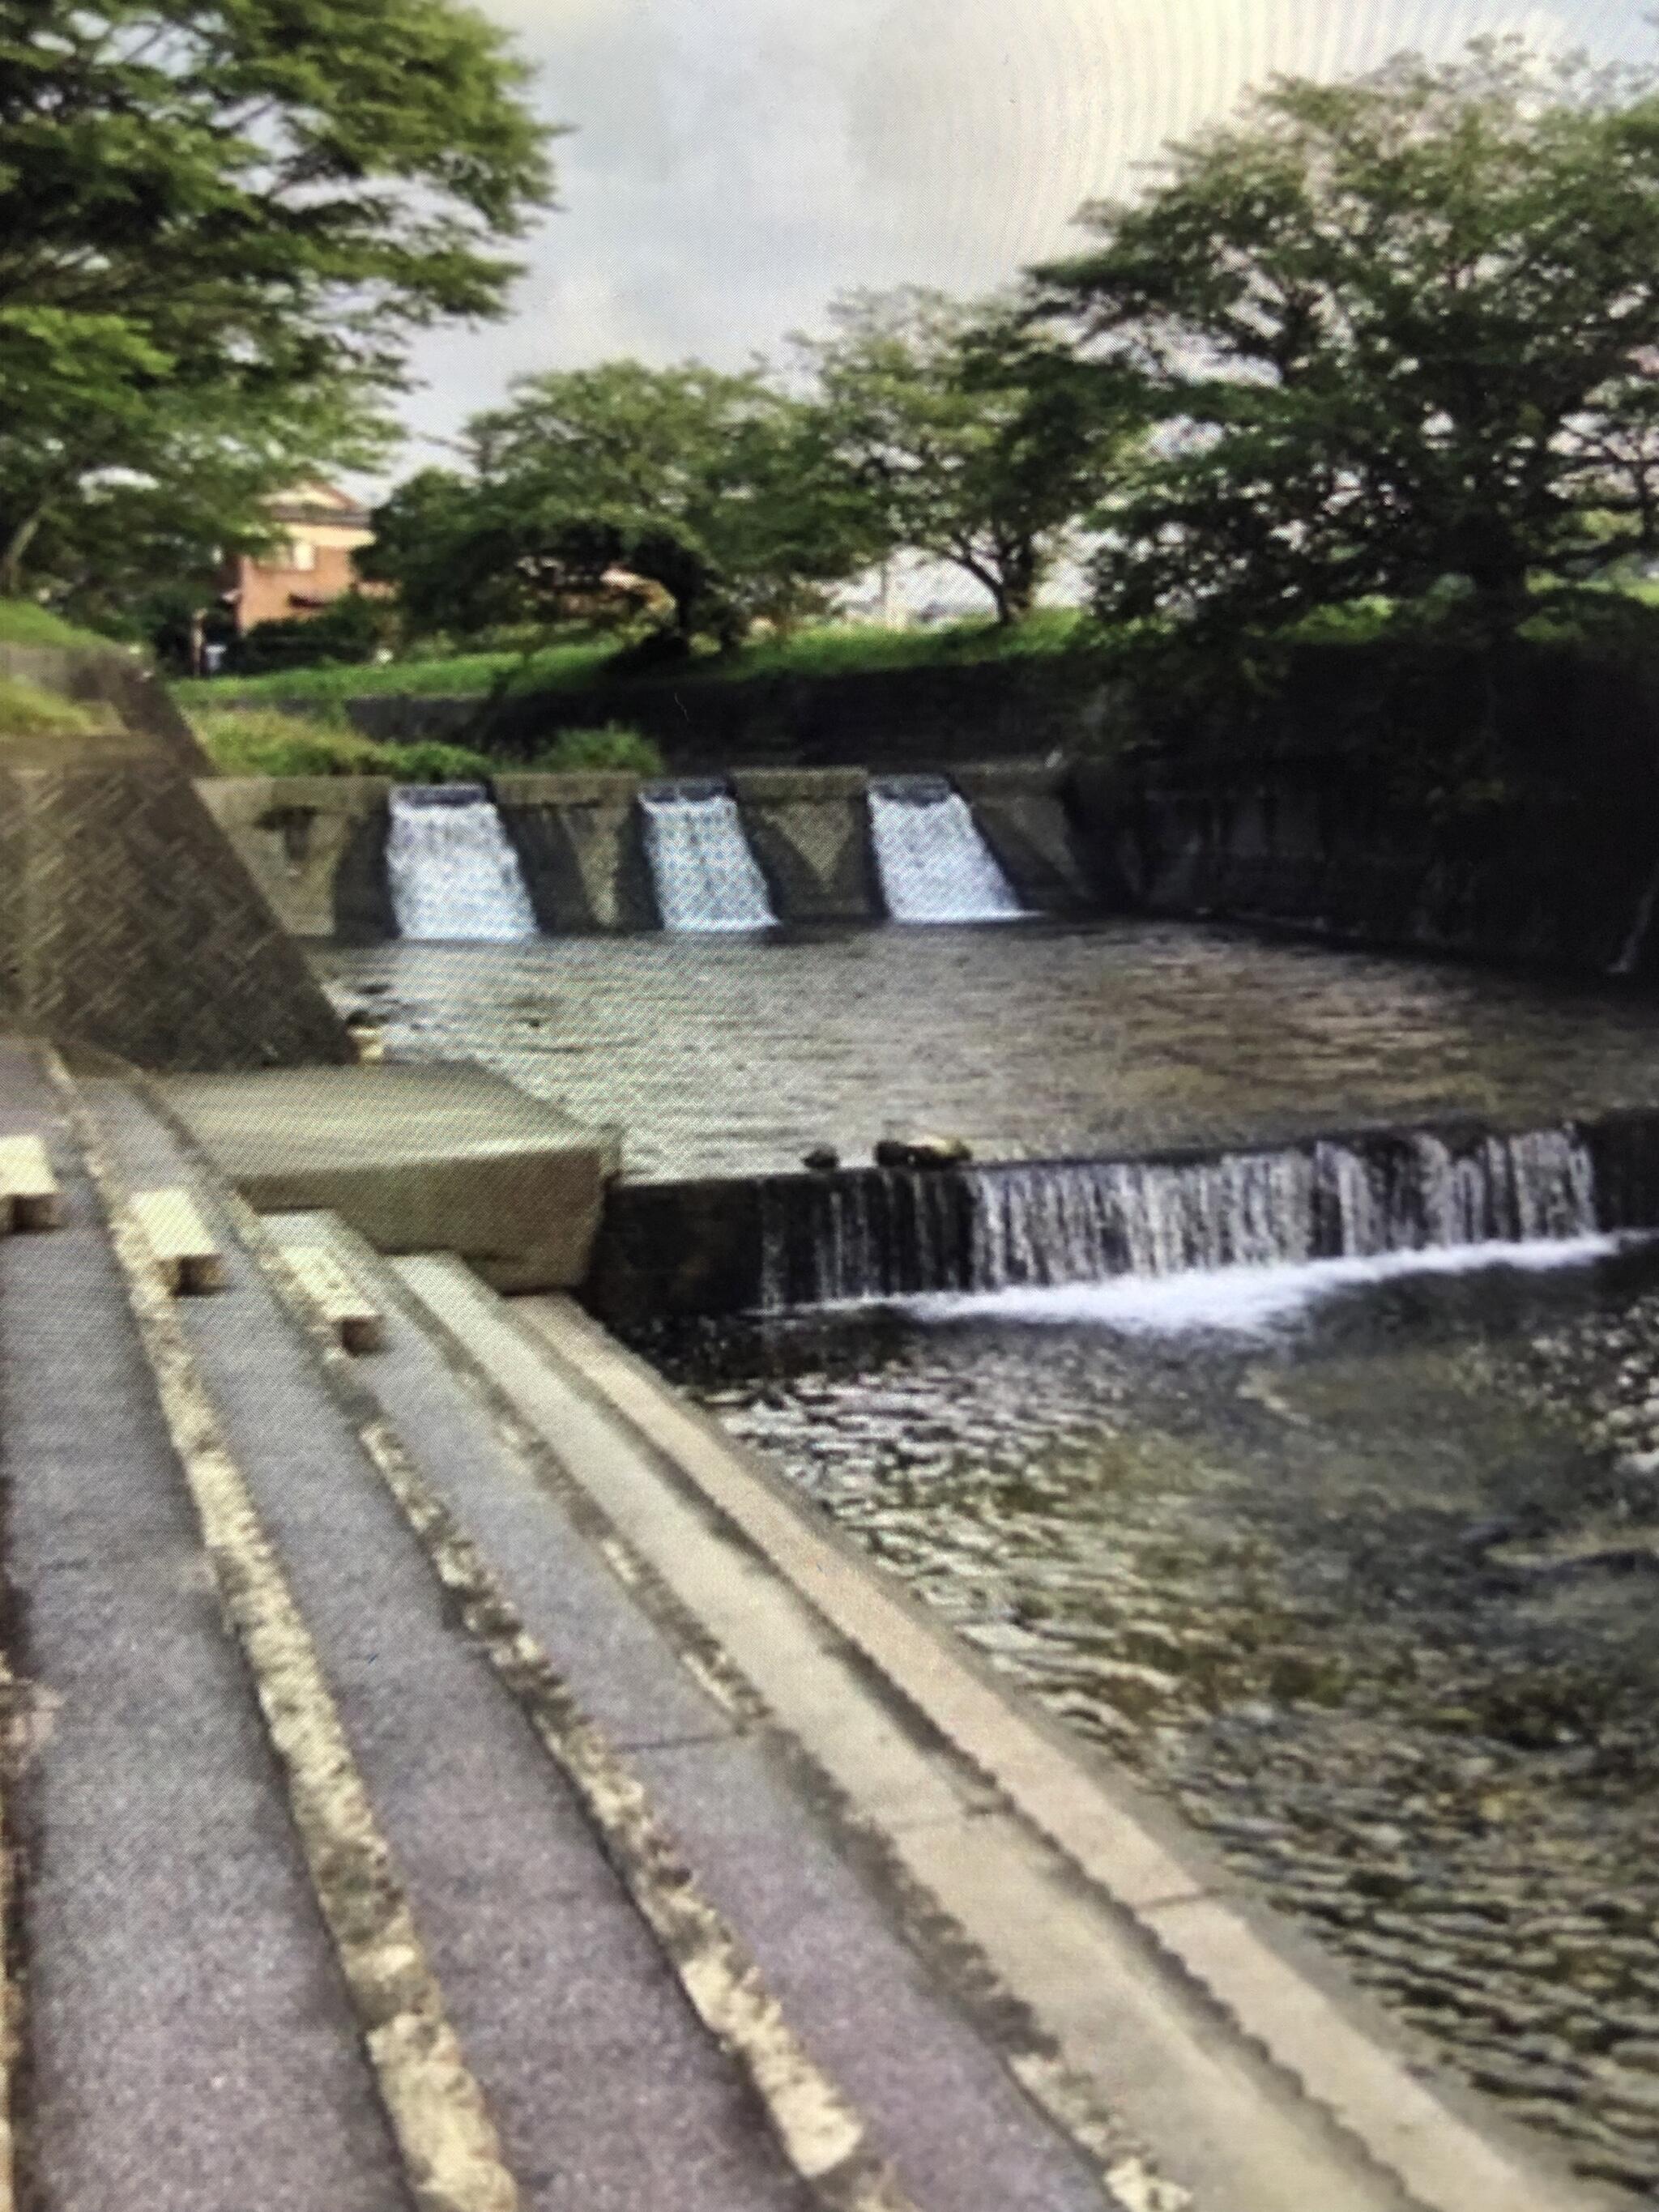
[868,777,1026,924]
[386,785,538,942]
[759,1126,1600,1311]
[641,782,776,932]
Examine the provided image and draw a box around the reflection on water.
[314,919,1659,1180]
[647,1248,1659,2197]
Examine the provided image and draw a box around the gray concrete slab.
[0,1043,406,2212]
[86,1082,810,2212]
[160,1060,621,1291]
[271,1215,1115,2210]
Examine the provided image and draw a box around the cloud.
[391,0,1648,457]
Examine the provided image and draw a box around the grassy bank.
[0,599,124,650]
[174,608,1100,710]
[189,704,665,781]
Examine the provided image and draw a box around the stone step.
[0,1132,62,1231]
[281,1241,386,1353]
[130,1186,226,1294]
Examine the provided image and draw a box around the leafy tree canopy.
[1032,37,1659,644]
[0,0,557,598]
[370,361,885,649]
[797,287,1132,623]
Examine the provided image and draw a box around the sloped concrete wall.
[1,643,214,777]
[0,648,348,1069]
[729,768,879,923]
[0,764,351,1069]
[952,763,1101,914]
[492,773,657,933]
[195,777,395,942]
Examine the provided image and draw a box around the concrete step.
[0,1132,62,1231]
[70,1072,837,2212]
[389,1258,1618,2212]
[0,1041,407,2212]
[267,1208,1124,2212]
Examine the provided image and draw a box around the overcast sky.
[394,0,1651,465]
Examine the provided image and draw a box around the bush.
[382,739,493,782]
[190,706,493,782]
[0,676,103,737]
[534,722,665,775]
[232,592,399,676]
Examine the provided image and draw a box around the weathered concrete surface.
[0,1042,407,2212]
[194,777,396,941]
[0,764,352,1070]
[729,769,880,924]
[81,1079,815,2212]
[952,763,1099,914]
[396,1266,1608,2212]
[491,774,657,934]
[275,1208,1117,2212]
[159,1061,621,1291]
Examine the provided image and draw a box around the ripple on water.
[646,1251,1659,2198]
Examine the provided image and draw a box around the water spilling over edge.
[386,785,539,942]
[759,1127,1607,1314]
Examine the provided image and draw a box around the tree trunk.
[0,506,47,599]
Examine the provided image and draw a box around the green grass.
[0,599,121,650]
[0,675,104,737]
[190,705,494,782]
[174,608,1107,709]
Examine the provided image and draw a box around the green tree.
[386,360,881,648]
[1031,39,1659,645]
[799,288,1125,624]
[0,0,557,595]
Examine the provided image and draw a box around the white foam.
[900,1234,1644,1336]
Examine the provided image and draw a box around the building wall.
[232,539,369,633]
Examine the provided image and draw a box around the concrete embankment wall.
[1072,637,1659,980]
[202,762,1107,936]
[0,650,350,1070]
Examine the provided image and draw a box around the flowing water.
[385,785,538,943]
[757,1127,1602,1309]
[639,784,776,932]
[868,777,1026,923]
[646,1247,1659,2201]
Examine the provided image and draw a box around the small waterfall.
[386,785,538,942]
[869,776,1026,924]
[641,782,776,932]
[759,1126,1599,1311]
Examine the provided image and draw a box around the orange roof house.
[219,483,380,635]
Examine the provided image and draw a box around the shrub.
[232,592,399,676]
[190,706,493,782]
[534,722,665,774]
[382,739,493,782]
[0,676,104,737]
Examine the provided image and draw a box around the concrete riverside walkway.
[0,1033,1622,2212]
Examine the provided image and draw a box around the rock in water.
[873,1133,973,1170]
[802,1145,841,1174]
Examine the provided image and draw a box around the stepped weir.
[386,784,538,941]
[869,774,1027,923]
[758,1126,1603,1311]
[640,782,777,931]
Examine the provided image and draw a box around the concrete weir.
[198,764,1103,935]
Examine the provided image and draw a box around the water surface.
[315,920,1659,1180]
